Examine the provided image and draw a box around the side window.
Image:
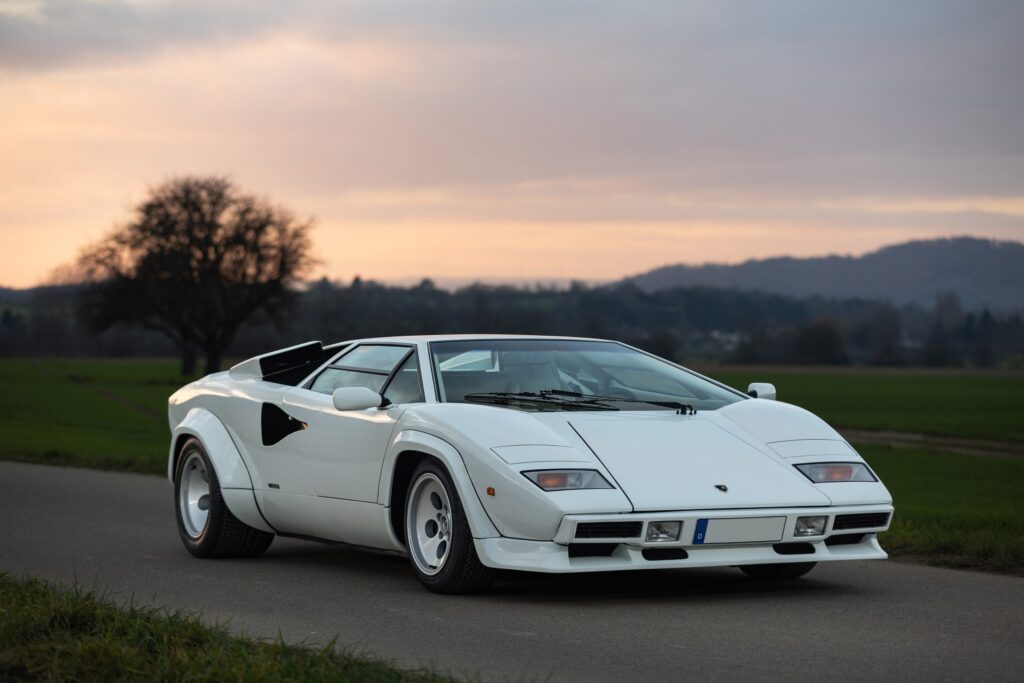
[383,353,425,405]
[309,345,411,396]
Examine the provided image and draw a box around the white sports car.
[168,335,893,593]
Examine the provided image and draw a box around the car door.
[281,343,425,501]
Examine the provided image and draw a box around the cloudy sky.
[1,0,1022,287]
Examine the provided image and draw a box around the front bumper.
[474,504,892,573]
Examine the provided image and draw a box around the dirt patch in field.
[845,429,1024,460]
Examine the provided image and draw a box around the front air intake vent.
[568,543,618,558]
[773,542,816,555]
[833,513,891,530]
[574,522,643,539]
[825,533,866,547]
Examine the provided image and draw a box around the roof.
[336,334,608,344]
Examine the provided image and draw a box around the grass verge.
[863,445,1024,574]
[0,574,452,682]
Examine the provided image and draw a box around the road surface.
[1,461,1022,682]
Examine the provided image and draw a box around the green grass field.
[705,367,1024,443]
[0,359,175,473]
[0,575,449,682]
[861,445,1024,574]
[0,358,1021,573]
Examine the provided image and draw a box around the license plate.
[692,517,786,545]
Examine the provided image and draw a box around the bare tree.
[78,176,314,375]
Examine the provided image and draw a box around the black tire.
[174,437,274,559]
[739,562,817,580]
[404,460,495,594]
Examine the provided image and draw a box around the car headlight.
[522,469,613,491]
[795,462,876,483]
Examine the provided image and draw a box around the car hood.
[564,406,833,511]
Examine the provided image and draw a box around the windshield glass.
[430,339,744,412]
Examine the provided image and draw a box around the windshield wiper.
[463,392,618,411]
[539,389,696,415]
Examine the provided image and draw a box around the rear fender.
[168,407,274,533]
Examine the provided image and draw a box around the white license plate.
[693,516,786,544]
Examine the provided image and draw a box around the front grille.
[833,512,891,530]
[574,521,643,539]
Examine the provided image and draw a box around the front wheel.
[739,562,817,580]
[174,438,274,558]
[404,460,495,594]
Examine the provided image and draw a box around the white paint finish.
[170,373,313,495]
[770,439,857,459]
[570,415,831,511]
[717,398,844,443]
[704,516,786,544]
[332,386,383,411]
[379,428,500,540]
[491,444,590,464]
[402,402,570,449]
[167,408,252,489]
[819,481,893,507]
[746,382,777,400]
[282,388,402,502]
[221,488,275,533]
[474,534,888,573]
[255,490,401,551]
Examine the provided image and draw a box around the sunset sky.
[1,0,1023,288]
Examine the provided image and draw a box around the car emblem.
[714,484,728,492]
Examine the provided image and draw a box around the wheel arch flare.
[168,407,274,533]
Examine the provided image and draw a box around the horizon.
[1,233,1018,292]
[2,1,1023,287]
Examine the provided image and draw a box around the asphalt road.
[2,461,1022,682]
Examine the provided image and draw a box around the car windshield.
[430,339,744,412]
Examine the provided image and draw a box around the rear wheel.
[739,562,817,580]
[404,460,495,594]
[174,438,274,558]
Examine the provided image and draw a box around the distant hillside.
[622,237,1024,311]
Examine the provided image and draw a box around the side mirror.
[332,387,385,411]
[747,382,777,401]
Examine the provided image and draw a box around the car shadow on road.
[259,538,871,604]
[486,567,868,604]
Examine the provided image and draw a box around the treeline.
[1,279,1021,368]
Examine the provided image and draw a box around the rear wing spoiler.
[228,341,336,386]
